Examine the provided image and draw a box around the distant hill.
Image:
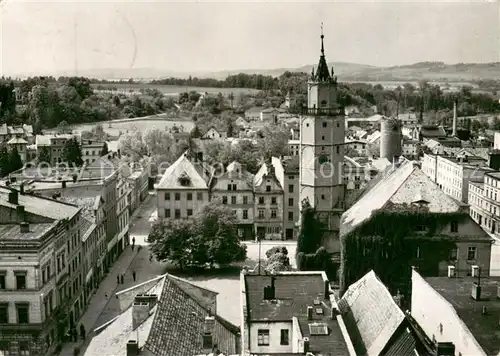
[15,61,500,82]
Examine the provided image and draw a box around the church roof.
[311,28,335,83]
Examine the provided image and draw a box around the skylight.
[315,308,324,315]
[309,323,328,336]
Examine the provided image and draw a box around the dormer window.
[178,174,191,187]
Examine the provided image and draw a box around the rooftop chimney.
[8,191,18,205]
[324,280,330,300]
[20,222,29,233]
[20,184,24,195]
[452,100,458,137]
[16,205,25,222]
[471,282,481,301]
[303,337,310,354]
[126,340,139,356]
[307,306,313,320]
[435,342,455,356]
[472,265,480,277]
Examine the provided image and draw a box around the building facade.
[0,188,82,356]
[210,161,255,240]
[272,157,299,240]
[253,162,284,239]
[299,31,345,246]
[422,153,493,203]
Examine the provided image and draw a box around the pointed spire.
[321,22,325,56]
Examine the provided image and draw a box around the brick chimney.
[132,294,158,330]
[20,222,29,233]
[8,191,18,205]
[307,306,313,320]
[126,340,139,356]
[452,100,458,137]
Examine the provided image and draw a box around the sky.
[0,0,499,76]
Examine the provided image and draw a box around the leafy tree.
[118,129,147,161]
[0,145,10,176]
[38,146,51,164]
[258,125,289,159]
[143,128,174,158]
[147,200,247,269]
[8,147,23,173]
[296,201,325,256]
[100,142,109,156]
[190,125,202,138]
[264,246,292,274]
[62,137,83,167]
[57,120,69,134]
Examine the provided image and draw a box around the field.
[70,118,195,137]
[91,83,259,96]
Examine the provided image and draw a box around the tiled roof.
[338,270,406,356]
[341,160,468,238]
[57,196,97,221]
[383,326,418,356]
[0,223,55,241]
[80,217,95,243]
[156,151,212,190]
[244,273,350,355]
[0,187,80,221]
[144,275,239,356]
[7,137,28,145]
[85,278,165,356]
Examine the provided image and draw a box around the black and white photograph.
[0,1,499,355]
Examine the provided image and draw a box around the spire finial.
[320,22,325,55]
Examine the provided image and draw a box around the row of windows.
[257,329,289,346]
[0,272,26,290]
[165,208,252,220]
[0,303,29,324]
[164,192,204,201]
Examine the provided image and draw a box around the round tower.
[380,117,402,162]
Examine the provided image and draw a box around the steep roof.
[338,271,406,356]
[340,160,468,238]
[156,152,213,190]
[253,162,282,189]
[86,274,240,356]
[7,137,28,145]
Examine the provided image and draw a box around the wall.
[254,173,283,239]
[156,189,209,219]
[249,321,293,354]
[411,269,486,356]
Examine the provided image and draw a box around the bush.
[265,246,288,258]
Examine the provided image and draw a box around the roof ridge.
[379,162,417,210]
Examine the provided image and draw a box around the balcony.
[293,107,345,117]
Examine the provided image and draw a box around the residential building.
[421,153,493,203]
[156,152,213,220]
[127,168,149,214]
[340,159,492,295]
[343,156,376,192]
[397,112,418,126]
[402,138,418,159]
[240,271,355,355]
[345,138,367,156]
[338,270,435,356]
[7,137,29,162]
[411,267,500,356]
[85,274,240,356]
[410,125,447,142]
[35,134,76,165]
[244,107,262,121]
[272,156,300,240]
[0,187,82,355]
[0,124,34,144]
[202,127,226,140]
[81,140,106,165]
[261,108,286,123]
[287,139,300,156]
[253,161,284,239]
[210,161,254,240]
[299,31,345,249]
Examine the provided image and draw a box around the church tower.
[299,26,345,249]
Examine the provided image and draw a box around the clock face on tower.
[317,154,329,164]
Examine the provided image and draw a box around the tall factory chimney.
[452,99,458,137]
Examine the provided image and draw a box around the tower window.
[306,123,309,127]
[321,136,325,140]
[322,122,327,128]
[337,122,340,128]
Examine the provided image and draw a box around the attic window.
[309,323,328,336]
[178,173,191,187]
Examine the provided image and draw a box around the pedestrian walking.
[120,274,124,284]
[132,236,136,251]
[117,275,120,284]
[80,324,86,340]
[132,270,136,282]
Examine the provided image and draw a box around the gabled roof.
[87,274,240,356]
[341,160,468,238]
[156,151,212,190]
[253,162,282,189]
[7,137,28,145]
[338,270,406,356]
[211,161,253,191]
